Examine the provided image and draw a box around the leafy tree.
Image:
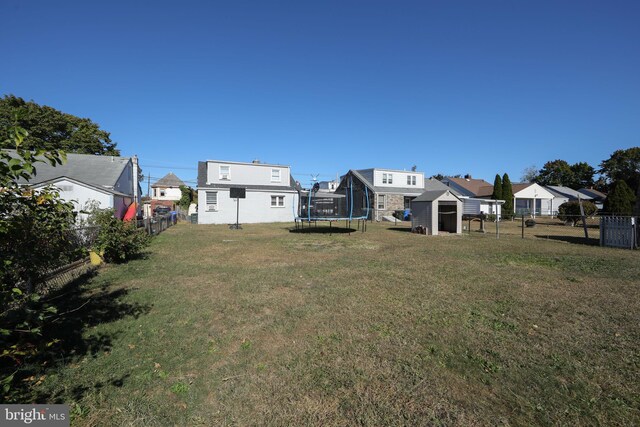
[599,147,640,193]
[491,174,503,200]
[521,165,538,183]
[557,201,598,226]
[0,95,119,155]
[604,180,636,215]
[536,160,574,187]
[1,113,76,399]
[178,185,195,209]
[570,162,595,189]
[502,173,514,219]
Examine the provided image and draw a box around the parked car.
[153,206,171,216]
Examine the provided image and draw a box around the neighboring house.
[411,189,463,235]
[336,168,426,221]
[317,179,340,192]
[578,188,607,210]
[196,159,298,224]
[151,172,185,212]
[8,150,141,219]
[439,177,503,218]
[546,185,594,214]
[512,183,556,217]
[440,177,494,198]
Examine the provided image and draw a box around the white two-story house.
[196,159,298,224]
[337,168,426,221]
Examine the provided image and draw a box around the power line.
[141,164,198,170]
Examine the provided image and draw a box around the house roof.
[546,185,593,200]
[413,189,461,202]
[205,159,290,168]
[511,183,532,193]
[5,150,131,190]
[151,172,185,188]
[443,177,494,197]
[578,188,607,200]
[348,169,425,195]
[424,178,450,192]
[196,160,297,191]
[30,176,131,197]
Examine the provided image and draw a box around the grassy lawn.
[22,221,640,425]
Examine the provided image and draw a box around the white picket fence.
[600,216,636,249]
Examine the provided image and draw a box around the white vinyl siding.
[271,168,281,182]
[271,195,285,207]
[219,165,230,180]
[206,191,218,211]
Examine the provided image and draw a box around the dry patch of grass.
[23,221,640,426]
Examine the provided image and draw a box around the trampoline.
[294,175,371,233]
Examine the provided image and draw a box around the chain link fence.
[465,213,639,249]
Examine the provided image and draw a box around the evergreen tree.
[491,174,503,200]
[502,173,514,218]
[604,180,636,215]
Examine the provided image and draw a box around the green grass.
[17,221,640,425]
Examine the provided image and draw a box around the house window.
[271,168,281,182]
[388,174,393,184]
[382,173,393,184]
[206,191,218,211]
[160,189,165,197]
[271,195,285,207]
[378,194,386,210]
[404,196,413,209]
[383,173,388,184]
[219,165,230,180]
[412,176,416,185]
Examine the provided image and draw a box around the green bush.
[90,209,150,263]
[557,201,597,226]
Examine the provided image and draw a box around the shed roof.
[151,172,185,188]
[413,189,461,202]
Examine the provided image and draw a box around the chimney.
[132,155,139,208]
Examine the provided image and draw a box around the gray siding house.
[196,159,298,224]
[10,150,141,219]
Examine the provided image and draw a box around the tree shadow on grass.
[534,235,601,246]
[1,271,152,403]
[386,227,412,233]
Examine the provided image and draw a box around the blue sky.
[2,0,639,190]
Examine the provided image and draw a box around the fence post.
[521,215,525,239]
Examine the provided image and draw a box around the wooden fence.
[600,216,636,249]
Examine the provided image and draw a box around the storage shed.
[411,190,463,235]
